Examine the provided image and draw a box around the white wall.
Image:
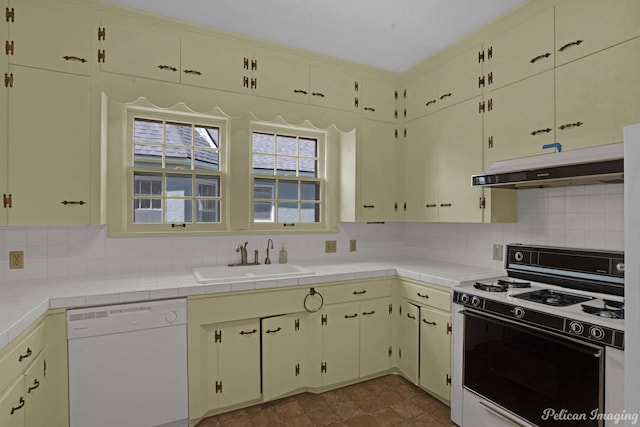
[0,183,624,282]
[403,183,624,268]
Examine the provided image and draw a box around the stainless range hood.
[472,143,624,188]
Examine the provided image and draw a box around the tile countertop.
[0,257,503,352]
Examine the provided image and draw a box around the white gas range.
[451,244,625,427]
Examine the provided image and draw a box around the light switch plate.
[492,244,503,261]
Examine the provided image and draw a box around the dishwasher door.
[67,299,188,427]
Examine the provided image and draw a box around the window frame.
[123,108,228,234]
[249,122,327,231]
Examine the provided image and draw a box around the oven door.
[462,309,604,426]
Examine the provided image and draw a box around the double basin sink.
[193,263,315,284]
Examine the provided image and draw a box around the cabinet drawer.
[0,323,45,393]
[320,280,391,305]
[399,281,451,312]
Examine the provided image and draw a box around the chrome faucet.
[265,238,274,264]
[237,242,249,265]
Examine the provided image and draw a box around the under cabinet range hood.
[472,143,624,188]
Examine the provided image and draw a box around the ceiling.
[99,0,526,73]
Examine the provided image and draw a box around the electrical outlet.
[325,240,337,253]
[492,244,503,261]
[350,240,357,252]
[9,251,24,269]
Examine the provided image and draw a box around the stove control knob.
[569,321,584,335]
[471,296,482,307]
[165,311,178,323]
[589,326,606,341]
[511,306,525,319]
[616,263,625,273]
[514,251,524,262]
[460,294,470,304]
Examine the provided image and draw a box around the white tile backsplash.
[0,184,624,282]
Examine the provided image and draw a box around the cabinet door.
[396,301,419,384]
[101,20,181,83]
[404,69,438,121]
[402,113,438,221]
[9,0,91,76]
[252,51,309,104]
[555,0,640,66]
[556,37,640,152]
[0,376,25,427]
[484,8,554,91]
[361,78,398,123]
[359,299,392,377]
[322,303,360,385]
[261,314,303,401]
[24,352,46,427]
[309,67,358,112]
[360,120,399,222]
[217,319,261,408]
[437,97,483,223]
[484,70,555,165]
[181,36,249,94]
[419,308,451,403]
[438,45,482,109]
[0,71,7,226]
[7,66,90,225]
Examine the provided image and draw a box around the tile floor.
[196,374,455,426]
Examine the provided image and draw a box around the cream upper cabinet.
[359,120,399,222]
[437,45,482,109]
[251,50,310,104]
[99,20,181,82]
[8,0,92,76]
[361,78,398,123]
[6,65,90,225]
[555,0,640,66]
[403,68,438,121]
[437,97,483,223]
[484,8,554,91]
[309,66,359,112]
[402,113,438,222]
[419,307,452,403]
[180,36,249,94]
[484,70,555,165]
[0,62,7,226]
[555,37,640,151]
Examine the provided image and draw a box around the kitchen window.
[251,125,325,230]
[121,111,227,233]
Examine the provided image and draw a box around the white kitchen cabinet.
[261,313,305,401]
[437,96,484,223]
[555,36,640,152]
[5,65,90,225]
[419,307,452,403]
[403,68,438,121]
[0,376,24,427]
[359,119,400,222]
[555,0,640,66]
[181,35,249,94]
[7,0,92,76]
[359,299,393,377]
[361,78,398,123]
[251,50,310,104]
[484,8,554,91]
[483,70,555,165]
[23,352,46,427]
[309,66,359,112]
[99,19,181,83]
[395,301,419,384]
[437,45,482,109]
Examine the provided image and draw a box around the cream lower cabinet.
[419,307,452,404]
[395,301,419,384]
[202,319,261,411]
[359,299,393,377]
[555,37,640,152]
[23,352,46,427]
[0,376,24,427]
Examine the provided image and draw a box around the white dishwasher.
[67,298,188,427]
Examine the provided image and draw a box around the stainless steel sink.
[193,264,315,284]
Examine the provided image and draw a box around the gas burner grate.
[511,289,595,307]
[474,282,507,292]
[497,279,531,289]
[581,304,625,319]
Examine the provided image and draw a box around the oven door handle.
[477,401,525,426]
[461,309,603,358]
